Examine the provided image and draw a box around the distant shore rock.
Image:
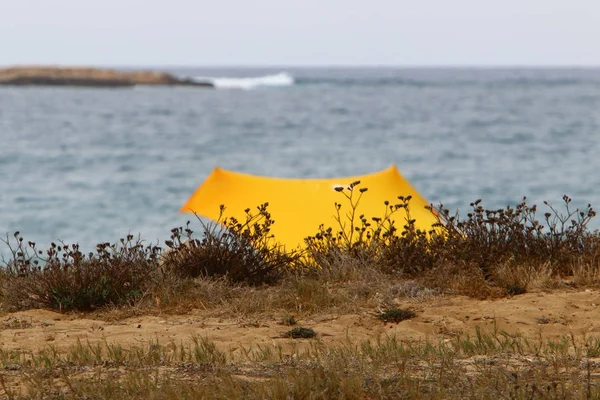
[0,66,213,88]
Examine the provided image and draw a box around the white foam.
[192,72,294,90]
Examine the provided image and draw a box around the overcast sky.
[2,0,599,66]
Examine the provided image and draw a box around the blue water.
[1,67,600,253]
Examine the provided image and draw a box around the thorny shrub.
[160,203,300,286]
[0,233,160,312]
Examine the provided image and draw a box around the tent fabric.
[180,165,437,250]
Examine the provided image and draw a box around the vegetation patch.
[0,187,599,315]
[0,331,600,398]
[0,234,159,312]
[377,308,417,323]
[283,327,317,339]
[160,204,301,286]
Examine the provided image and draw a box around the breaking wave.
[192,72,294,90]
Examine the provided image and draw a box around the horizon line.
[2,63,600,69]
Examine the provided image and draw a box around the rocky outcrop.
[0,66,213,88]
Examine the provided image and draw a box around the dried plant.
[2,188,599,315]
[432,196,599,278]
[303,183,600,297]
[161,203,300,286]
[0,233,159,311]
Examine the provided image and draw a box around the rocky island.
[0,66,213,88]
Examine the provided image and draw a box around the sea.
[1,67,600,255]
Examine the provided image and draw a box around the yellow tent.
[180,165,437,250]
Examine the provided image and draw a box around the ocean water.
[1,67,600,254]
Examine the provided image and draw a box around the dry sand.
[2,289,600,353]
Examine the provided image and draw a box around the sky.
[1,0,599,66]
